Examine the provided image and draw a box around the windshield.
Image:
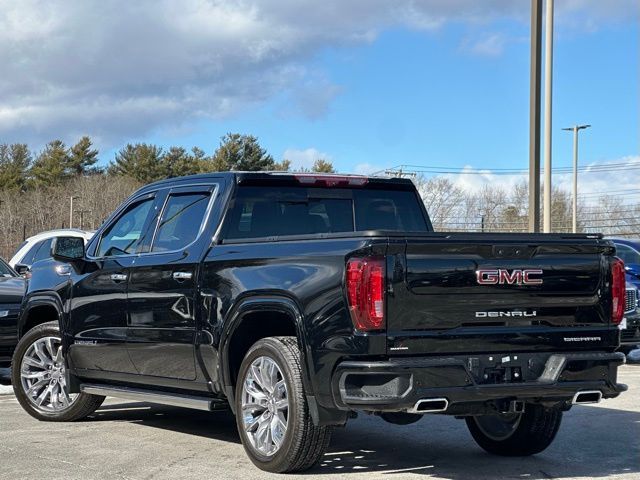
[0,259,16,277]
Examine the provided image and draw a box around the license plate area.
[467,354,547,385]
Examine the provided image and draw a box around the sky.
[0,0,638,199]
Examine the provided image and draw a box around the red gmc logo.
[476,269,543,285]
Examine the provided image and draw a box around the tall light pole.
[528,0,543,232]
[562,124,591,233]
[543,0,554,233]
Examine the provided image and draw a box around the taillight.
[611,258,626,325]
[346,256,385,331]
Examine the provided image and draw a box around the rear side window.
[20,241,44,265]
[152,193,210,252]
[224,186,428,240]
[31,238,54,264]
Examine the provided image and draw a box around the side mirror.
[14,264,29,276]
[626,263,640,278]
[52,237,85,262]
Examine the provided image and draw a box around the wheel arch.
[18,293,64,338]
[220,295,312,411]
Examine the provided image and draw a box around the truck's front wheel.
[235,337,332,473]
[465,404,562,456]
[11,321,105,422]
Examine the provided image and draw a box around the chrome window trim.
[86,183,219,261]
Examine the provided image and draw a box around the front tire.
[465,404,562,456]
[11,321,104,422]
[235,337,332,473]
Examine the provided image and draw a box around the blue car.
[608,238,640,351]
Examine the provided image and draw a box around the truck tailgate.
[386,234,617,355]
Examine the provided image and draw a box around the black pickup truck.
[12,172,627,473]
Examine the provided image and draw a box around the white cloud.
[352,162,392,176]
[0,0,634,146]
[461,33,508,57]
[283,147,333,170]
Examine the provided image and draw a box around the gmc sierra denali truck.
[12,172,627,473]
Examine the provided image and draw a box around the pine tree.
[0,144,31,191]
[210,133,275,171]
[109,143,165,183]
[163,146,205,178]
[68,136,99,175]
[30,140,70,187]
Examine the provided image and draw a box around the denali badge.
[476,310,537,318]
[476,268,543,285]
[563,336,602,342]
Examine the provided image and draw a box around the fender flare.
[18,292,65,338]
[219,294,313,407]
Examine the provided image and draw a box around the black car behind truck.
[0,257,25,368]
[13,172,627,473]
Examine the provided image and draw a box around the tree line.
[1,133,637,260]
[0,133,335,258]
[416,176,640,236]
[0,132,335,189]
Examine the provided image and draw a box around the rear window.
[223,186,429,240]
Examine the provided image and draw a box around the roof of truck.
[140,171,416,193]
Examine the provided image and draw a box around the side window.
[31,238,54,264]
[151,192,210,252]
[21,241,44,265]
[97,198,155,257]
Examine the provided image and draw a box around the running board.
[80,384,227,412]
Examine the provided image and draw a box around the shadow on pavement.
[87,399,639,479]
[90,401,241,444]
[312,404,640,479]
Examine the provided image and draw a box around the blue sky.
[139,15,638,177]
[1,1,637,189]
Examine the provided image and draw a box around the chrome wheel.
[473,413,522,441]
[241,355,290,456]
[20,336,77,413]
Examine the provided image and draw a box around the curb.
[0,385,14,396]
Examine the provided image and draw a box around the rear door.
[386,235,615,356]
[126,184,219,380]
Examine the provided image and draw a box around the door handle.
[173,271,193,281]
[110,273,127,282]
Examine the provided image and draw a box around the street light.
[562,124,591,233]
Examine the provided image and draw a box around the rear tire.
[12,321,105,422]
[235,336,332,473]
[465,404,562,456]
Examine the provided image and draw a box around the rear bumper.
[331,351,627,414]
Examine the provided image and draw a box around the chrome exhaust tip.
[572,390,602,405]
[407,398,449,414]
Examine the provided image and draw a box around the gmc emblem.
[476,268,543,285]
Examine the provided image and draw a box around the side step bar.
[80,384,227,412]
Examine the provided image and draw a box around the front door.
[127,184,218,380]
[67,193,159,374]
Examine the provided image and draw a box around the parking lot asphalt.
[0,365,638,480]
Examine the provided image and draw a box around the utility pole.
[529,0,543,232]
[562,124,591,233]
[69,196,79,229]
[542,0,554,233]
